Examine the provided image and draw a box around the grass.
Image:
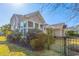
[0,44,10,56]
[0,44,26,56]
[0,36,6,41]
[68,39,79,45]
[7,43,34,56]
[32,49,63,56]
[0,36,31,56]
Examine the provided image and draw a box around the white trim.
[25,20,28,32]
[38,23,41,29]
[33,21,35,29]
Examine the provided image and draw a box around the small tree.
[65,30,79,36]
[1,24,13,36]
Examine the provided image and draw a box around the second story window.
[28,21,33,27]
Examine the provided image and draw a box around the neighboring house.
[51,23,66,37]
[45,23,67,37]
[10,11,66,37]
[10,11,46,34]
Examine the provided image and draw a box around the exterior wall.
[45,23,66,37]
[54,28,65,37]
[23,18,45,32]
[10,15,17,31]
[10,15,24,32]
[53,29,65,37]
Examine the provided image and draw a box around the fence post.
[64,37,67,56]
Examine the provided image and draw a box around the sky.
[0,3,79,27]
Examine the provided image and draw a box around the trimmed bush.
[29,32,47,51]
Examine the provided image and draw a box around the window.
[24,23,26,27]
[20,22,24,27]
[35,23,39,29]
[28,21,33,27]
[40,24,43,29]
[20,21,27,28]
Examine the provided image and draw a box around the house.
[10,11,66,37]
[10,11,46,34]
[45,23,66,37]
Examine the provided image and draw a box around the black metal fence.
[52,37,79,56]
[65,37,79,56]
[49,37,65,56]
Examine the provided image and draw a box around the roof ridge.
[51,23,65,26]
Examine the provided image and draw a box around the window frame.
[28,21,33,27]
[35,23,39,29]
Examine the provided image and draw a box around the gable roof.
[51,23,65,26]
[24,11,46,24]
[10,14,24,23]
[48,23,66,29]
[11,11,46,24]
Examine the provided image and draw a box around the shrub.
[7,32,22,44]
[7,28,55,50]
[27,28,55,50]
[28,32,47,51]
[7,34,16,43]
[7,32,31,49]
[65,30,79,37]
